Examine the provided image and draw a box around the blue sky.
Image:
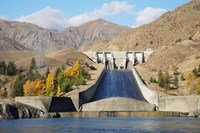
[0,0,189,29]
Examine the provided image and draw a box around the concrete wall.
[81,97,155,111]
[159,96,200,112]
[59,111,181,118]
[15,96,76,113]
[79,68,106,107]
[132,67,159,106]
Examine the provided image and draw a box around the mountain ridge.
[0,18,131,52]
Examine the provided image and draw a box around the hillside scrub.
[21,60,91,97]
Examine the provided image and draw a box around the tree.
[35,80,45,96]
[0,61,7,75]
[7,61,17,76]
[45,73,56,96]
[13,73,25,97]
[30,58,36,70]
[45,67,50,78]
[198,64,200,73]
[56,86,61,96]
[158,70,165,88]
[173,76,178,88]
[23,80,45,96]
[192,67,198,77]
[185,73,195,89]
[195,78,200,95]
[34,70,41,79]
[27,70,35,81]
[23,80,37,96]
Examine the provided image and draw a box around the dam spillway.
[90,69,145,102]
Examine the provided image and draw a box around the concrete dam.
[15,51,200,115]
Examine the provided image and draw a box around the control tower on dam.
[84,50,153,69]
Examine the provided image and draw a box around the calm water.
[91,70,144,102]
[0,117,200,133]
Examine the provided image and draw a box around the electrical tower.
[32,35,45,73]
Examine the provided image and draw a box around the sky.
[0,0,190,30]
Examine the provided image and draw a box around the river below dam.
[0,117,200,133]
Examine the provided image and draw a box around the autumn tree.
[23,80,45,96]
[23,80,37,96]
[45,73,56,96]
[35,80,45,96]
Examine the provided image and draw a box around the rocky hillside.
[86,0,200,51]
[0,37,29,52]
[0,19,130,52]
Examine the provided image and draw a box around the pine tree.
[7,61,17,76]
[158,70,165,88]
[30,58,36,70]
[13,73,25,97]
[0,61,7,75]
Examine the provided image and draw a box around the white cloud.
[67,1,133,26]
[16,1,133,29]
[134,7,167,27]
[17,7,67,29]
[0,16,7,20]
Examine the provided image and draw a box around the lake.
[0,117,200,133]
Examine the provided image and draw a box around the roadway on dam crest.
[90,69,145,102]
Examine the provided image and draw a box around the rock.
[0,102,44,119]
[188,109,200,118]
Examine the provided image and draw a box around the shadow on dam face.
[90,69,145,102]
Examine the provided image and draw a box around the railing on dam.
[84,50,153,69]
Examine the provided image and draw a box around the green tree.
[192,67,198,77]
[13,73,25,97]
[27,70,35,81]
[0,61,7,75]
[30,58,36,70]
[173,76,178,88]
[7,61,17,76]
[198,64,200,73]
[158,70,165,88]
[34,70,41,79]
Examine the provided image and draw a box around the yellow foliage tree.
[72,60,81,78]
[56,86,61,96]
[46,73,55,96]
[23,80,37,96]
[35,80,45,96]
[65,67,73,77]
[185,73,195,88]
[65,60,81,78]
[195,78,200,95]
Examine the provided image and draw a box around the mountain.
[0,19,131,52]
[0,37,29,52]
[86,0,200,51]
